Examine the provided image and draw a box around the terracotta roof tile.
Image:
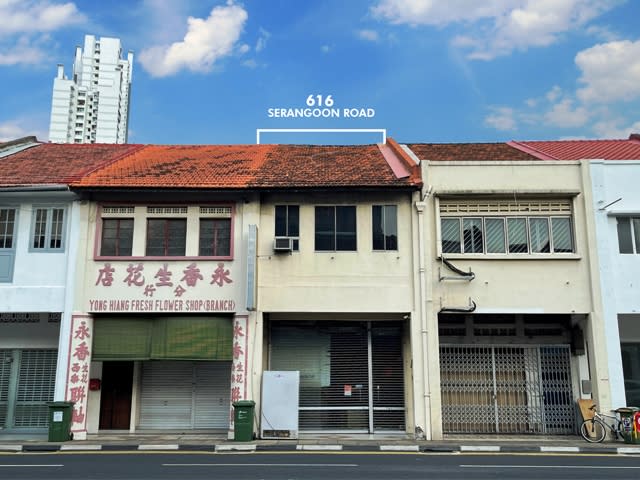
[72,143,421,190]
[407,142,539,161]
[510,139,640,160]
[0,143,143,187]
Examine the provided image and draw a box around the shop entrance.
[99,361,133,430]
[269,321,405,433]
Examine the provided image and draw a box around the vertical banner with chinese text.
[229,315,249,431]
[65,314,93,439]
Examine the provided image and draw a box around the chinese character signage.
[65,314,93,437]
[88,261,239,313]
[229,315,249,430]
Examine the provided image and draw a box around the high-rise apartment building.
[48,35,133,144]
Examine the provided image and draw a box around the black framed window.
[275,205,299,250]
[199,218,231,256]
[372,205,398,250]
[315,206,356,251]
[145,219,186,256]
[101,218,134,256]
[617,217,640,254]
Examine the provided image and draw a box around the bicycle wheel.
[580,418,606,443]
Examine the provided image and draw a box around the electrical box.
[260,371,299,439]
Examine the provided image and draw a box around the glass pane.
[336,206,356,251]
[119,219,134,256]
[617,217,633,254]
[33,209,47,249]
[633,218,640,254]
[198,218,231,256]
[441,218,461,253]
[49,209,64,249]
[529,217,550,253]
[384,205,398,250]
[551,217,573,253]
[463,218,483,253]
[275,205,287,236]
[315,206,335,251]
[288,206,299,237]
[146,219,166,256]
[167,219,186,256]
[0,209,15,248]
[101,219,118,256]
[485,218,506,253]
[508,218,528,253]
[372,205,384,250]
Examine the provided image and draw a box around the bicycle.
[579,404,624,443]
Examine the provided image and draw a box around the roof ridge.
[507,140,558,160]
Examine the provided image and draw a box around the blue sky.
[1,0,639,145]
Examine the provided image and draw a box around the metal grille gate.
[440,345,574,434]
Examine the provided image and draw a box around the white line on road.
[0,464,64,467]
[163,463,358,467]
[461,465,640,469]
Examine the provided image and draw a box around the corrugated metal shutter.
[0,350,11,427]
[194,362,231,429]
[139,361,231,430]
[14,350,57,428]
[372,326,405,431]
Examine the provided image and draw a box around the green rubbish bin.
[233,400,255,442]
[47,401,74,442]
[616,407,640,444]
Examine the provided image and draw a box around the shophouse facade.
[406,142,610,438]
[0,138,140,437]
[511,136,640,410]
[63,141,421,439]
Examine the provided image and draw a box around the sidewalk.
[2,433,640,454]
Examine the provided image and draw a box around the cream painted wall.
[257,191,415,313]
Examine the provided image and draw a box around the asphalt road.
[1,451,639,480]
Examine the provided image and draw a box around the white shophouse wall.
[590,160,640,407]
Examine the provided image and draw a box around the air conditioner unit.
[273,236,293,252]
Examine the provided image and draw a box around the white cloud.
[592,119,640,138]
[484,106,517,131]
[139,1,248,77]
[0,118,46,142]
[372,0,619,60]
[0,36,46,65]
[0,0,85,36]
[357,29,380,42]
[546,85,562,103]
[256,27,270,52]
[321,45,330,53]
[576,39,640,103]
[544,98,589,127]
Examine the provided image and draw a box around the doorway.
[99,361,133,430]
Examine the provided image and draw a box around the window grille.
[147,206,188,215]
[199,206,232,217]
[440,199,572,216]
[102,206,135,215]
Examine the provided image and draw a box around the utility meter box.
[260,371,299,439]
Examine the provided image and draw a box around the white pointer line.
[461,465,640,469]
[0,464,64,467]
[163,463,358,467]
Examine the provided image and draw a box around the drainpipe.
[414,197,431,439]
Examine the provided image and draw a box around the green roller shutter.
[151,317,232,361]
[93,318,153,361]
[93,317,232,361]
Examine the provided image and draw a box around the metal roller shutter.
[139,361,231,430]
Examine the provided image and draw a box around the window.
[315,206,356,251]
[145,219,186,256]
[31,207,65,251]
[101,218,133,256]
[275,205,299,251]
[372,205,398,250]
[199,218,231,256]
[617,217,640,254]
[441,215,574,255]
[0,208,16,249]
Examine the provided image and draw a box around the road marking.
[163,463,358,467]
[618,447,640,454]
[460,446,501,452]
[60,444,102,451]
[0,464,63,467]
[0,445,22,452]
[540,446,580,453]
[380,445,420,452]
[296,445,342,451]
[461,465,640,469]
[138,444,179,450]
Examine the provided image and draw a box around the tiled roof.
[407,142,538,161]
[509,138,640,160]
[72,143,421,189]
[0,143,143,187]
